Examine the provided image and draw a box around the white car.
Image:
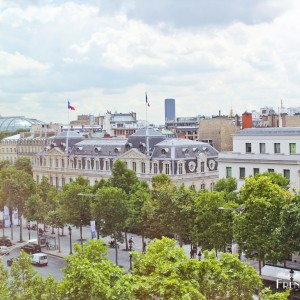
[0,246,9,255]
[31,253,48,266]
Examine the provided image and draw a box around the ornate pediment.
[118,148,148,160]
[44,147,65,157]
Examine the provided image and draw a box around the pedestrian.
[143,241,147,253]
[198,250,202,260]
[129,237,134,251]
[46,241,49,250]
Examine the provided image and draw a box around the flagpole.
[145,92,149,156]
[66,102,69,154]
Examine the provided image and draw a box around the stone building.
[198,118,240,152]
[32,128,219,190]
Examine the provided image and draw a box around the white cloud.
[1,1,300,125]
[0,51,50,76]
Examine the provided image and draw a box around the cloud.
[1,0,300,125]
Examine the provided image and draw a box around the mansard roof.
[70,138,128,157]
[151,138,219,160]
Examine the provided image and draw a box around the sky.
[1,0,300,125]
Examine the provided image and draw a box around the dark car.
[0,238,12,247]
[7,257,19,267]
[20,243,41,254]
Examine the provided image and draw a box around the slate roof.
[152,138,219,160]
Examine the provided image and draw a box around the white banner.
[90,220,97,239]
[4,206,10,227]
[13,209,19,225]
[231,243,239,254]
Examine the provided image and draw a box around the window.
[268,169,274,173]
[55,159,59,168]
[165,164,170,175]
[246,143,251,153]
[141,162,146,173]
[253,168,259,175]
[50,177,53,185]
[132,162,136,172]
[153,163,158,174]
[200,183,205,190]
[49,158,52,168]
[96,161,100,170]
[61,159,65,168]
[239,167,245,179]
[274,143,280,154]
[226,167,232,177]
[62,178,65,186]
[55,177,59,187]
[36,175,39,183]
[260,143,266,154]
[283,169,290,179]
[210,182,215,192]
[200,161,205,172]
[78,160,82,169]
[87,160,91,170]
[290,143,296,154]
[178,163,183,174]
[105,161,110,171]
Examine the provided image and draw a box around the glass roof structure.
[0,116,44,131]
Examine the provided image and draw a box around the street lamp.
[68,226,72,255]
[129,253,133,271]
[290,268,294,285]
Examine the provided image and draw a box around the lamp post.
[27,224,30,240]
[68,226,72,255]
[290,268,294,286]
[129,253,133,271]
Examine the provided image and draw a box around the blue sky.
[1,0,300,125]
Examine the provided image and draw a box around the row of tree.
[1,159,300,286]
[0,238,290,299]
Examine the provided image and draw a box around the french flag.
[146,93,150,107]
[68,100,75,110]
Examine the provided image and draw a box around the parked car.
[0,238,12,247]
[20,243,41,254]
[0,245,9,255]
[7,257,19,267]
[31,253,48,266]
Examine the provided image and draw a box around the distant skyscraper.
[165,98,176,122]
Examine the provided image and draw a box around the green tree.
[143,175,177,239]
[109,160,139,249]
[112,237,262,300]
[193,190,232,251]
[126,182,151,248]
[0,165,36,241]
[109,160,139,195]
[6,250,59,299]
[59,176,91,245]
[214,177,239,203]
[254,171,290,190]
[60,239,125,300]
[234,175,291,274]
[14,157,33,175]
[91,186,128,265]
[0,259,9,299]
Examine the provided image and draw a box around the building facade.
[32,128,219,190]
[218,127,300,191]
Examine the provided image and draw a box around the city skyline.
[1,1,300,125]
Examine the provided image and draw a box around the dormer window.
[94,147,101,153]
[114,147,121,153]
[161,148,169,155]
[76,147,83,152]
[182,148,189,154]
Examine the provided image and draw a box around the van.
[31,253,48,266]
